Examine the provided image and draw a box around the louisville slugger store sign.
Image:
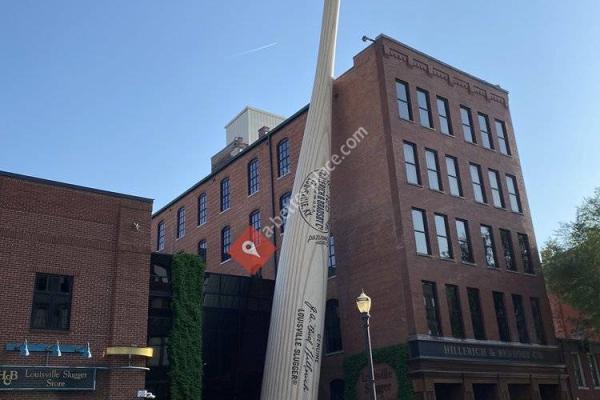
[0,367,96,391]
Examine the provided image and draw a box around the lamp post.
[356,290,377,400]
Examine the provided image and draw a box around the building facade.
[0,171,153,399]
[151,35,568,399]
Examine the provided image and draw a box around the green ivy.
[169,252,205,400]
[343,344,413,400]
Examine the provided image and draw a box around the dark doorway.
[434,383,463,400]
[473,383,498,400]
[539,384,560,400]
[508,384,531,400]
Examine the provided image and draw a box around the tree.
[542,188,600,336]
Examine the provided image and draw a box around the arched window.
[277,138,290,177]
[325,299,343,353]
[221,226,231,262]
[198,239,207,263]
[280,192,291,233]
[248,158,260,195]
[329,379,345,400]
[198,193,207,225]
[176,207,185,239]
[220,178,230,212]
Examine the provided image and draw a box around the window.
[456,219,474,263]
[403,142,421,185]
[478,113,494,149]
[425,149,442,191]
[572,353,587,388]
[480,225,497,267]
[330,379,345,400]
[280,192,291,233]
[277,139,290,177]
[248,158,260,195]
[506,175,522,213]
[460,106,475,143]
[325,299,343,353]
[446,285,465,338]
[470,164,486,203]
[495,120,511,155]
[198,239,207,263]
[417,88,433,128]
[488,169,505,208]
[396,80,412,120]
[157,221,165,251]
[500,229,516,271]
[434,214,453,259]
[176,207,186,239]
[467,287,486,340]
[412,209,430,255]
[197,193,207,225]
[31,273,73,330]
[437,97,452,135]
[445,156,462,197]
[493,292,511,342]
[518,233,534,274]
[250,210,261,244]
[530,297,547,345]
[512,294,530,343]
[221,226,231,262]
[148,337,169,368]
[588,354,600,388]
[220,178,230,212]
[328,235,336,278]
[422,281,442,336]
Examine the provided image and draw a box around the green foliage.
[542,188,600,336]
[343,345,413,400]
[169,252,205,400]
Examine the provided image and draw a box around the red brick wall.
[0,173,152,400]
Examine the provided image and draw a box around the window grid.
[478,113,494,149]
[470,164,487,204]
[157,221,165,251]
[220,178,230,212]
[417,88,433,128]
[425,149,442,191]
[488,169,505,208]
[250,210,261,243]
[445,156,463,197]
[277,139,290,177]
[176,207,185,239]
[198,193,207,225]
[467,287,486,340]
[500,229,516,271]
[422,281,442,336]
[518,233,534,274]
[460,106,476,143]
[437,97,452,136]
[506,175,522,213]
[328,235,336,278]
[198,239,207,263]
[403,142,421,185]
[434,214,453,259]
[396,81,412,121]
[493,291,511,342]
[31,273,73,331]
[412,209,430,255]
[445,285,465,338]
[248,158,260,195]
[495,120,511,155]
[480,225,497,267]
[221,226,231,262]
[512,294,530,343]
[530,297,547,345]
[456,219,474,263]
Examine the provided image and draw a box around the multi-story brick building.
[151,35,569,399]
[0,170,153,399]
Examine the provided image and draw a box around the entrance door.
[434,383,463,400]
[508,384,531,400]
[473,383,499,400]
[538,384,560,400]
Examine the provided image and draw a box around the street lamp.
[356,290,377,400]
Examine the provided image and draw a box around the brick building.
[0,171,153,399]
[151,35,569,399]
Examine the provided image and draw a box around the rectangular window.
[250,210,261,243]
[488,169,505,208]
[512,294,530,343]
[500,229,516,271]
[588,353,600,388]
[518,233,534,274]
[495,120,511,155]
[396,80,412,121]
[220,178,230,212]
[572,353,587,388]
[446,285,465,338]
[157,221,165,251]
[530,297,547,345]
[412,209,430,255]
[506,175,522,213]
[221,226,231,262]
[198,239,207,263]
[437,97,452,135]
[470,164,487,203]
[328,235,336,278]
[434,214,453,259]
[176,207,186,239]
[480,225,497,267]
[422,281,442,336]
[417,88,433,128]
[31,273,73,330]
[493,291,511,342]
[456,219,474,263]
[445,156,463,197]
[277,139,290,177]
[403,142,421,185]
[478,113,494,149]
[460,106,475,143]
[248,158,260,195]
[198,193,207,225]
[467,287,486,340]
[425,149,442,191]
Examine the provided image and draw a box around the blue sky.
[1,0,598,246]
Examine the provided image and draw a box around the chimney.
[258,126,271,138]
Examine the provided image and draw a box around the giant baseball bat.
[260,1,340,399]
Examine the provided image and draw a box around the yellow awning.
[106,346,154,358]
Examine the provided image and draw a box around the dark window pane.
[500,229,516,271]
[328,235,336,277]
[423,281,442,336]
[437,97,452,136]
[220,178,230,211]
[425,149,442,191]
[468,288,486,340]
[435,214,453,259]
[478,113,493,149]
[518,233,534,274]
[221,226,231,262]
[198,193,207,225]
[248,158,260,195]
[460,106,475,143]
[456,219,474,263]
[403,142,420,185]
[445,156,462,197]
[176,207,186,238]
[446,285,465,338]
[277,139,290,177]
[530,297,547,345]
[512,294,530,343]
[417,89,432,128]
[488,169,505,208]
[495,120,511,155]
[325,299,343,353]
[412,209,430,255]
[506,175,522,213]
[396,81,412,120]
[31,273,73,330]
[470,164,486,203]
[493,292,511,342]
[157,221,166,251]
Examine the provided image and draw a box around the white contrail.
[229,42,278,58]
